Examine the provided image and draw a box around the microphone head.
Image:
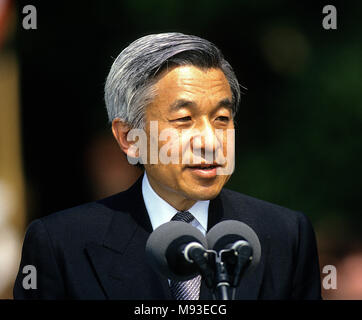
[145,221,207,281]
[206,220,261,273]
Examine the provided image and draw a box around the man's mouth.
[186,163,220,170]
[185,163,222,178]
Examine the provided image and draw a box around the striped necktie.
[169,211,201,300]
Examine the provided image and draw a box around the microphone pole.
[214,254,230,300]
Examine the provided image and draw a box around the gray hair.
[105,32,241,129]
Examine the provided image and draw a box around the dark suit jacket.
[13,176,321,299]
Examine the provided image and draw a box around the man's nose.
[190,120,218,160]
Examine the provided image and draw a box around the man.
[14,33,321,299]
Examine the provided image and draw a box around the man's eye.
[175,116,192,122]
[216,116,230,122]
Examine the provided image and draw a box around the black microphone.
[145,221,208,281]
[207,220,261,272]
[206,220,261,296]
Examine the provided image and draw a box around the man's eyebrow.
[217,98,233,110]
[169,98,233,112]
[169,99,196,112]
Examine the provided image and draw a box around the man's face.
[144,65,234,210]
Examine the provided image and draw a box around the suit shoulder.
[220,187,310,226]
[33,191,129,245]
[41,199,109,227]
[219,188,317,254]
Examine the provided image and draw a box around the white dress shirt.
[142,172,209,235]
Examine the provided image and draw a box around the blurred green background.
[9,0,362,298]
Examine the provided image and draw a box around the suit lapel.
[85,176,172,299]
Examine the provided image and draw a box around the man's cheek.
[216,128,235,175]
[158,128,181,164]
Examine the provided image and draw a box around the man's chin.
[185,188,222,201]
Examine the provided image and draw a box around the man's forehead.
[156,65,229,86]
[153,65,232,102]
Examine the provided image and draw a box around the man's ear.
[112,119,138,158]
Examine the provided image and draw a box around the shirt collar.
[142,172,209,231]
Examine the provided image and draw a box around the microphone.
[207,220,261,272]
[145,219,261,300]
[145,221,208,281]
[206,220,261,292]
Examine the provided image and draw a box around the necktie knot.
[171,211,194,223]
[169,210,200,300]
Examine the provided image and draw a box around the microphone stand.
[187,244,253,301]
[214,254,231,300]
[187,248,231,300]
[205,244,253,300]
